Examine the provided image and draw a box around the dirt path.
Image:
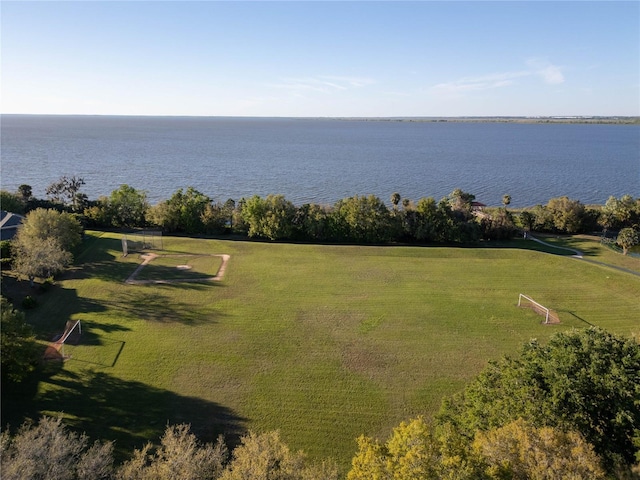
[125,253,230,285]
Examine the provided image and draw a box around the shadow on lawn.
[1,368,246,462]
[101,285,228,326]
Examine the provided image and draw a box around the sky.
[1,1,638,117]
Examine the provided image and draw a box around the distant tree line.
[3,178,639,245]
[2,328,639,479]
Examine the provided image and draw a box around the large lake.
[1,115,638,207]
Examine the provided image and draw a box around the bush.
[21,296,37,309]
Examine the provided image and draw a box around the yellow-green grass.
[3,232,639,473]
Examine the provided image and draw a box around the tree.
[0,416,114,480]
[501,194,511,210]
[332,195,394,243]
[13,236,73,287]
[149,187,211,233]
[17,184,33,203]
[220,430,324,480]
[46,175,86,211]
[616,227,639,255]
[241,194,296,240]
[600,195,640,231]
[391,192,401,211]
[1,297,38,383]
[11,208,81,286]
[473,419,605,480]
[439,327,640,473]
[118,424,227,480]
[0,190,25,214]
[545,196,586,233]
[16,208,82,252]
[107,185,149,228]
[348,417,439,480]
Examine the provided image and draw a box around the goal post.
[518,294,551,324]
[43,319,82,361]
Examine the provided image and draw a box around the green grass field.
[3,232,639,473]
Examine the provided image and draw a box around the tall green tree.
[12,208,81,286]
[439,327,640,473]
[16,208,82,252]
[241,194,296,240]
[0,297,38,383]
[332,195,393,243]
[545,196,586,233]
[0,190,25,214]
[149,187,211,233]
[107,184,149,228]
[13,237,73,287]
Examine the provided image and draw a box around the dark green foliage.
[1,297,38,383]
[107,185,149,228]
[439,327,640,472]
[21,295,37,309]
[0,190,25,214]
[241,194,297,240]
[332,195,394,243]
[149,187,211,233]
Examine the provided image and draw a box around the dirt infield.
[125,253,230,285]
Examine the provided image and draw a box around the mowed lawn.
[4,231,639,472]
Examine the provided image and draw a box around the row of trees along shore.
[1,179,639,477]
[2,178,639,244]
[1,326,639,479]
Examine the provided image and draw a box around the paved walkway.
[527,234,640,278]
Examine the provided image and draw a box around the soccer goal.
[43,319,82,360]
[517,294,559,324]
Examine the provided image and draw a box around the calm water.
[1,115,638,207]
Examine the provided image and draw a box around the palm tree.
[502,194,512,210]
[391,192,401,211]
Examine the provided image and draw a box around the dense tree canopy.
[241,194,297,240]
[439,327,640,472]
[11,208,81,285]
[0,297,38,383]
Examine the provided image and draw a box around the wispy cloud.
[526,58,565,84]
[431,71,529,94]
[430,59,565,95]
[268,75,375,95]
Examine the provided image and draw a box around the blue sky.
[2,1,638,117]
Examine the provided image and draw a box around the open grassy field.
[3,232,639,472]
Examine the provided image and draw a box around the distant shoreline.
[331,116,640,125]
[2,113,639,125]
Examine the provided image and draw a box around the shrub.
[21,296,37,309]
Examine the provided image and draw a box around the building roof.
[0,210,25,240]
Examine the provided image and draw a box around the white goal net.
[517,294,559,324]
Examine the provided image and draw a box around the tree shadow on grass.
[101,285,228,326]
[1,368,247,463]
